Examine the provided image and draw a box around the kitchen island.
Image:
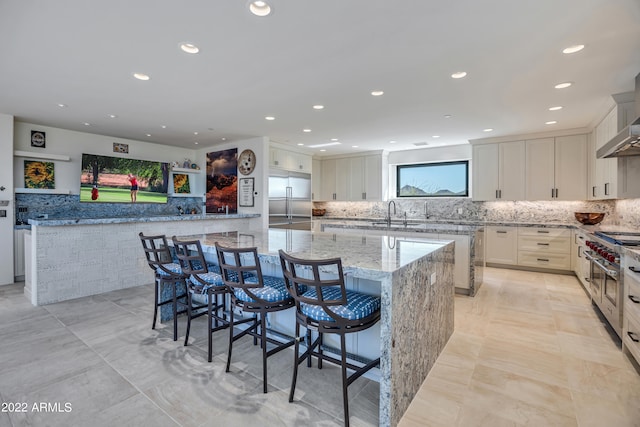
[24,213,261,306]
[180,228,455,427]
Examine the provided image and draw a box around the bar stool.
[138,232,188,341]
[278,249,381,427]
[172,236,230,362]
[215,242,298,393]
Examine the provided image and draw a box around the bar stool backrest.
[139,232,177,276]
[279,250,348,319]
[172,237,207,276]
[215,242,266,301]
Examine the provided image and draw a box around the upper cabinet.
[269,146,312,173]
[472,141,525,201]
[317,153,384,201]
[590,99,636,200]
[525,135,587,201]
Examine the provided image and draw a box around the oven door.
[586,252,603,304]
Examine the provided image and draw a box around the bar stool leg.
[172,280,178,342]
[318,332,324,369]
[261,313,268,393]
[340,333,350,427]
[208,293,214,362]
[306,329,312,368]
[184,291,192,346]
[225,306,235,373]
[289,322,300,402]
[152,277,160,330]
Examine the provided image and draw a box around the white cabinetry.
[14,229,26,280]
[486,226,518,265]
[318,154,383,201]
[472,141,525,201]
[572,230,590,291]
[525,135,587,200]
[517,227,571,270]
[623,251,640,367]
[269,146,312,173]
[312,159,322,201]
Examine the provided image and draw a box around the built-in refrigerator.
[268,170,312,230]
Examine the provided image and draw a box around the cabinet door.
[364,155,382,200]
[312,159,322,201]
[269,147,281,169]
[335,158,350,200]
[295,153,312,173]
[554,135,587,200]
[525,138,555,200]
[349,156,365,200]
[486,226,518,265]
[499,141,526,200]
[320,159,337,200]
[472,144,499,201]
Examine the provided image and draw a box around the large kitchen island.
[182,228,455,427]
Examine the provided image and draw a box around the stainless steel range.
[585,230,640,338]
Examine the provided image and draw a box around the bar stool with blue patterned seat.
[215,242,299,393]
[172,236,230,362]
[138,232,188,342]
[278,249,381,427]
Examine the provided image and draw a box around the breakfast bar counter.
[179,229,455,427]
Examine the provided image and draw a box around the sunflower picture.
[24,160,55,189]
[173,173,190,194]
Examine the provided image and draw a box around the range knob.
[607,253,615,263]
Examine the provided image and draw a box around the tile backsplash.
[313,198,639,228]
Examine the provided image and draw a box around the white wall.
[13,122,198,195]
[1,114,15,285]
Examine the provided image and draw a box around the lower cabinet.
[14,229,26,280]
[623,252,640,367]
[486,225,571,271]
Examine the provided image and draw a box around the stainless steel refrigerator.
[268,170,312,230]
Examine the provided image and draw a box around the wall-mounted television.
[80,153,169,203]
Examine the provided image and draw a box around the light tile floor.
[2,267,639,426]
[399,267,640,427]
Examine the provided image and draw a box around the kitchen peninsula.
[24,213,261,306]
[180,228,455,427]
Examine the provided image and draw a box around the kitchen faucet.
[424,201,431,220]
[386,200,396,226]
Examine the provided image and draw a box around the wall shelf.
[171,167,201,174]
[170,193,195,198]
[15,188,72,195]
[14,150,71,161]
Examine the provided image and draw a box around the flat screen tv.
[80,153,169,203]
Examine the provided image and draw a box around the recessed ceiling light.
[221,137,226,141]
[83,122,90,126]
[545,121,557,125]
[145,133,151,137]
[57,103,67,108]
[308,142,341,148]
[483,128,493,132]
[555,82,572,89]
[562,44,584,54]
[194,141,199,145]
[352,145,359,148]
[193,131,198,135]
[451,71,467,79]
[371,90,384,96]
[249,1,272,17]
[303,129,311,133]
[331,138,339,141]
[320,149,327,152]
[444,114,452,119]
[313,105,324,110]
[133,73,150,81]
[265,116,275,121]
[161,125,167,129]
[549,106,563,111]
[297,143,304,146]
[432,135,440,138]
[180,43,199,54]
[389,140,397,144]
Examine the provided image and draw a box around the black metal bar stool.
[172,236,230,362]
[215,242,297,393]
[278,249,381,427]
[138,232,188,341]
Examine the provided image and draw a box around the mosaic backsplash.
[15,193,204,224]
[313,198,639,228]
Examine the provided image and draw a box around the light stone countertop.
[27,213,260,227]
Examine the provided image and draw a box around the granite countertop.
[27,213,260,227]
[177,229,450,280]
[315,217,579,231]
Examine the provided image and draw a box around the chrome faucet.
[424,201,431,220]
[386,200,396,226]
[403,211,408,227]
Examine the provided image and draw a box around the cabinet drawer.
[518,227,570,238]
[517,251,571,270]
[518,235,570,254]
[625,268,640,320]
[623,309,640,366]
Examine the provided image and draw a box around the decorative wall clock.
[238,149,256,175]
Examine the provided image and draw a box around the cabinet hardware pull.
[537,243,550,246]
[496,231,507,234]
[592,186,596,197]
[605,182,610,196]
[585,277,590,282]
[496,189,499,199]
[629,266,640,273]
[537,258,549,262]
[537,230,549,233]
[362,192,366,200]
[555,188,559,198]
[499,189,502,198]
[628,331,640,343]
[629,295,640,304]
[551,188,554,198]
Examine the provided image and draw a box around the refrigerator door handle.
[286,187,293,222]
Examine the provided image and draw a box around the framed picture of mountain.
[206,148,238,213]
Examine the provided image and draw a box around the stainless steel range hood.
[597,72,640,158]
[596,116,640,158]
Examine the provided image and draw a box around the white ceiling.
[1,0,639,156]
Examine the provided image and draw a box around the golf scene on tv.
[80,153,169,203]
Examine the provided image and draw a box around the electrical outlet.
[430,272,436,286]
[457,208,463,214]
